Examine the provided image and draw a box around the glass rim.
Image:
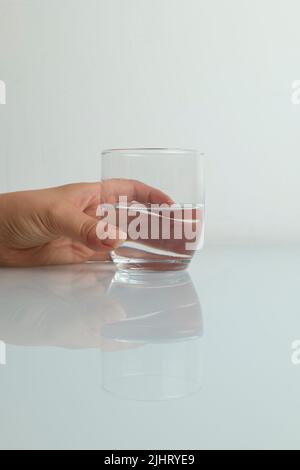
[102,148,204,157]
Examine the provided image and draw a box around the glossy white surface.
[0,246,299,450]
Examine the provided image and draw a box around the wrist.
[0,192,9,228]
[0,194,10,266]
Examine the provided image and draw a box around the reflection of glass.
[102,272,203,401]
[101,148,205,272]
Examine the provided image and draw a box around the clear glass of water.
[100,148,205,272]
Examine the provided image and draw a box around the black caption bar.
[101,452,198,467]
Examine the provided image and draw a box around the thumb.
[54,203,126,251]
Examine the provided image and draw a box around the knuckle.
[45,202,64,232]
[80,219,95,243]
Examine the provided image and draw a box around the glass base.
[112,256,190,273]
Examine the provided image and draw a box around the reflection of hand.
[0,265,138,351]
[0,181,172,267]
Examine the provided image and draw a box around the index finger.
[100,178,174,205]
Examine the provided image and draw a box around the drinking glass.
[100,148,205,272]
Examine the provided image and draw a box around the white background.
[0,0,299,244]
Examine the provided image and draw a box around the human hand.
[0,181,171,267]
